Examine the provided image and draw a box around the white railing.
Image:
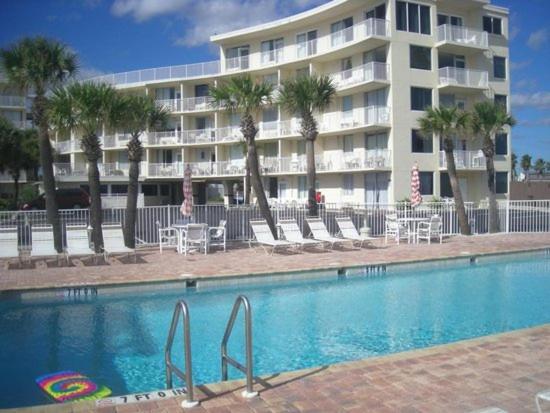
[3,201,548,249]
[331,62,389,89]
[155,99,180,112]
[320,105,390,132]
[439,150,486,169]
[437,24,488,49]
[146,130,181,146]
[0,95,25,107]
[261,49,284,66]
[53,163,86,178]
[438,67,489,89]
[316,149,391,172]
[182,96,214,112]
[180,128,217,145]
[99,162,129,177]
[102,194,144,209]
[102,133,132,149]
[226,55,250,71]
[87,61,221,86]
[52,140,79,154]
[148,162,184,177]
[296,38,318,59]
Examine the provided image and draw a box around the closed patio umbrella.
[181,164,193,217]
[411,163,422,208]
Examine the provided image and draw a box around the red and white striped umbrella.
[180,164,193,217]
[410,163,422,208]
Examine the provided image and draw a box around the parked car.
[21,188,91,210]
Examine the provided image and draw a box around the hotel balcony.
[0,95,25,108]
[438,67,489,94]
[155,96,215,113]
[436,25,488,54]
[224,18,389,72]
[54,162,131,181]
[51,139,80,154]
[439,150,486,170]
[319,105,391,133]
[330,62,389,93]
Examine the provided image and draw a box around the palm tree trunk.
[13,174,19,210]
[81,134,104,253]
[444,144,471,236]
[124,135,143,248]
[483,142,499,233]
[241,113,277,238]
[244,154,251,204]
[34,94,63,252]
[302,112,318,217]
[124,160,139,248]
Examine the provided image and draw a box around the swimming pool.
[1,251,549,408]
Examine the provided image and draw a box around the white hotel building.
[48,0,511,206]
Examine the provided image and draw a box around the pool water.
[1,252,549,408]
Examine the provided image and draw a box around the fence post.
[505,199,510,233]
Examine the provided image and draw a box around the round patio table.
[397,217,429,244]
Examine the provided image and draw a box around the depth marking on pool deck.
[95,388,186,407]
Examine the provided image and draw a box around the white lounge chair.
[335,216,375,247]
[249,219,296,254]
[180,223,208,256]
[417,214,443,244]
[278,219,323,250]
[64,225,95,264]
[102,224,136,261]
[385,215,410,245]
[0,227,20,265]
[30,225,60,264]
[157,221,178,253]
[305,217,354,249]
[208,220,227,252]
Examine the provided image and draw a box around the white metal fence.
[0,201,548,249]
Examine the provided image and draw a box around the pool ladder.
[164,295,257,409]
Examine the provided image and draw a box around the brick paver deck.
[1,233,549,292]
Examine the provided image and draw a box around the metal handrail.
[165,300,199,408]
[220,295,258,398]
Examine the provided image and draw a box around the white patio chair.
[417,214,443,244]
[384,215,409,245]
[157,221,178,253]
[0,227,20,265]
[335,216,375,247]
[208,220,227,252]
[180,223,208,256]
[536,389,550,413]
[65,225,95,264]
[30,225,60,263]
[278,219,323,250]
[102,224,136,261]
[305,217,354,249]
[249,219,296,254]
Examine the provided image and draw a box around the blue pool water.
[1,252,550,408]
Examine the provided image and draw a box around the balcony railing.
[53,163,86,178]
[87,61,221,86]
[436,24,488,49]
[52,140,79,154]
[0,95,25,107]
[438,67,489,89]
[102,133,132,149]
[331,62,389,89]
[320,105,390,132]
[155,96,215,113]
[146,130,181,146]
[54,162,130,178]
[148,162,184,177]
[99,162,129,177]
[439,150,486,169]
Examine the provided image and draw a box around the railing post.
[505,199,510,233]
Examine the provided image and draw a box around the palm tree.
[49,82,118,253]
[0,116,39,209]
[521,154,532,179]
[1,37,78,251]
[470,101,515,233]
[418,106,471,235]
[278,74,336,216]
[534,158,546,177]
[114,94,169,248]
[210,75,277,237]
[511,152,518,181]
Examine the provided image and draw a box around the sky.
[0,0,548,160]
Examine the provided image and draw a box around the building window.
[411,130,433,153]
[342,95,353,113]
[366,4,386,19]
[160,184,170,196]
[495,133,508,155]
[410,45,431,70]
[440,173,453,198]
[437,14,463,26]
[419,171,434,195]
[343,174,354,195]
[494,94,507,108]
[142,184,158,196]
[483,16,502,35]
[298,176,307,199]
[440,94,465,110]
[396,1,431,35]
[296,30,317,58]
[111,185,128,194]
[493,56,506,79]
[261,38,284,64]
[331,17,354,46]
[496,172,508,194]
[226,45,250,70]
[343,135,354,153]
[411,87,432,110]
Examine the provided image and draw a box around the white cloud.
[527,28,548,50]
[512,92,550,109]
[110,0,329,46]
[510,59,531,71]
[514,78,538,91]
